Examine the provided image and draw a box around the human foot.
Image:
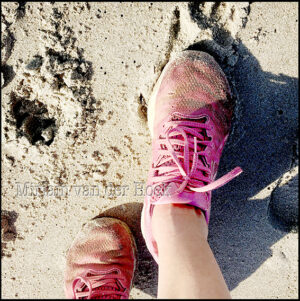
[64,217,136,299]
[141,50,242,262]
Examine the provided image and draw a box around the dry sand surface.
[1,2,298,299]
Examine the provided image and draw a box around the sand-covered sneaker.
[64,217,136,299]
[141,50,243,263]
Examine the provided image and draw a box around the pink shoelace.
[151,118,242,196]
[72,269,128,299]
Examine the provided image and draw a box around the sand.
[1,2,298,299]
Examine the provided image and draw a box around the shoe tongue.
[165,182,180,195]
[154,115,209,195]
[76,276,124,299]
[151,182,185,204]
[91,286,122,299]
[160,114,208,162]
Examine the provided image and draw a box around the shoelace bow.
[152,118,242,196]
[72,270,128,299]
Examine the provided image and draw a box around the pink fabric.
[72,268,128,299]
[141,51,243,263]
[64,218,136,299]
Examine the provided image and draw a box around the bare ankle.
[152,203,208,245]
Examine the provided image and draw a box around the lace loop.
[72,269,128,299]
[153,118,242,196]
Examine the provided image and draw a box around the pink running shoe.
[64,217,136,299]
[141,50,243,263]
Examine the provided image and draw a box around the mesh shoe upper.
[142,51,242,263]
[64,218,136,299]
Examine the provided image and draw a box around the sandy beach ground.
[1,2,298,299]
